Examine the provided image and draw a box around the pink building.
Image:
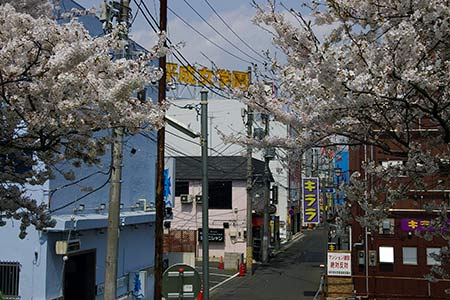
[169,156,273,261]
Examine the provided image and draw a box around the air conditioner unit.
[55,239,81,255]
[195,195,202,204]
[180,194,193,204]
[229,227,237,238]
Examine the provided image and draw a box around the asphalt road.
[210,227,327,300]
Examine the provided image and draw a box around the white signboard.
[327,252,352,277]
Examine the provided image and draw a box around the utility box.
[369,250,377,266]
[358,250,365,265]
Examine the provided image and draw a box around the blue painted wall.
[334,147,349,205]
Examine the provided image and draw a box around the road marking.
[210,273,239,292]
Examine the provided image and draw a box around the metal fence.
[0,261,20,299]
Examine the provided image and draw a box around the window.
[427,248,441,266]
[379,219,395,234]
[209,181,232,209]
[379,246,394,263]
[402,247,417,265]
[0,261,20,299]
[380,160,406,177]
[175,181,189,196]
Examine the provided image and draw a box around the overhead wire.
[167,5,255,65]
[182,0,265,65]
[203,0,269,63]
[134,0,234,99]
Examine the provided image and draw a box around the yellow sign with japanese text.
[166,63,249,91]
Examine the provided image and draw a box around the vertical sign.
[302,177,320,224]
[164,157,175,208]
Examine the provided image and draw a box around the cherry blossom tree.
[240,0,449,214]
[0,1,166,238]
[240,0,449,281]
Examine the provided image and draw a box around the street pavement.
[209,227,327,300]
[195,260,238,289]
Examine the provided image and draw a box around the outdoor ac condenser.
[55,239,81,255]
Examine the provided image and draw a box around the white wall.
[167,99,289,239]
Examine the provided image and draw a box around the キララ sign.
[302,177,320,224]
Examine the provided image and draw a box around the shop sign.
[198,228,225,242]
[327,252,351,277]
[166,63,249,91]
[302,177,320,224]
[401,218,450,232]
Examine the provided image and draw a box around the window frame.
[379,218,395,235]
[402,247,418,265]
[0,261,20,298]
[175,181,189,197]
[426,247,441,266]
[208,181,232,210]
[379,246,395,263]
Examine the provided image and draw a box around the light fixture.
[120,203,124,209]
[74,204,85,213]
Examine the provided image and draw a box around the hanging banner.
[164,157,175,208]
[302,177,320,224]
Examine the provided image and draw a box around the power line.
[203,0,269,63]
[134,0,235,99]
[167,5,255,65]
[182,0,265,65]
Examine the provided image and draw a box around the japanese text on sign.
[327,252,352,277]
[166,63,249,91]
[401,218,450,232]
[302,177,320,224]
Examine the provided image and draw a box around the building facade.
[349,135,450,298]
[168,156,274,263]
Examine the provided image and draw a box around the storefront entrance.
[63,250,96,300]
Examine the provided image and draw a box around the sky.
[73,0,312,72]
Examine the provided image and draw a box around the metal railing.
[0,261,20,299]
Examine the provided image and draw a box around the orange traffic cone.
[239,262,245,276]
[197,285,203,300]
[218,256,224,270]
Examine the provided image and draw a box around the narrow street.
[210,227,327,300]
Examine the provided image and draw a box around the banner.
[302,177,320,224]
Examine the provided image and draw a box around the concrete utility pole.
[200,90,210,300]
[104,1,129,299]
[245,67,254,274]
[154,0,167,299]
[261,114,270,263]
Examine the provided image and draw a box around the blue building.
[0,1,158,299]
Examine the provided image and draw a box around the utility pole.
[261,114,270,263]
[245,67,253,274]
[154,0,167,299]
[104,1,129,299]
[200,90,210,300]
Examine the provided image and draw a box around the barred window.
[0,261,20,299]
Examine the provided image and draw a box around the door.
[64,250,96,300]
